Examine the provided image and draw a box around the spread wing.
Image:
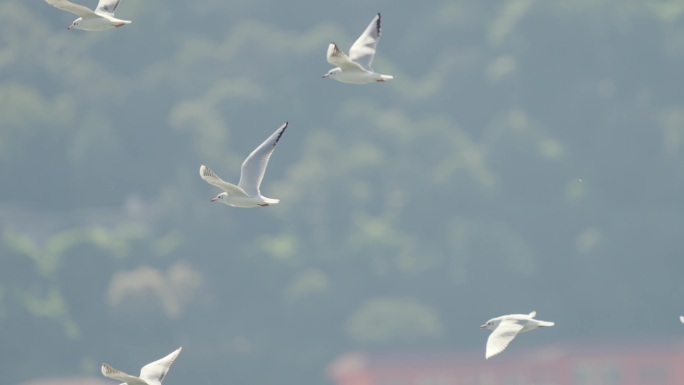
[486,321,525,359]
[200,165,248,197]
[348,13,382,71]
[95,0,120,15]
[139,347,182,385]
[326,43,365,72]
[45,0,98,18]
[101,364,148,385]
[237,122,288,196]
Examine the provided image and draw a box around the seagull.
[680,315,684,324]
[45,0,131,31]
[101,347,182,385]
[480,311,554,359]
[323,13,394,84]
[200,122,288,208]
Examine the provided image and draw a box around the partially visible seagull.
[480,311,554,359]
[200,122,288,208]
[680,315,684,324]
[101,347,182,385]
[323,13,394,84]
[45,0,131,31]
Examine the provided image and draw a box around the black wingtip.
[273,123,287,145]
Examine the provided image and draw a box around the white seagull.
[101,347,182,385]
[45,0,131,31]
[200,122,288,208]
[480,311,554,359]
[323,13,394,84]
[680,315,684,324]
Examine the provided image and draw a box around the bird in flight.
[44,0,131,31]
[200,122,288,208]
[480,311,554,359]
[323,13,394,84]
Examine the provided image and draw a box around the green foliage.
[22,287,80,339]
[346,298,445,345]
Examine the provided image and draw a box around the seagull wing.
[95,0,121,15]
[348,13,382,71]
[327,43,366,72]
[200,165,248,197]
[238,122,288,197]
[101,364,148,385]
[139,347,182,385]
[45,0,98,18]
[486,321,525,359]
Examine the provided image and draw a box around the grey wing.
[326,43,365,72]
[485,321,525,359]
[101,363,148,385]
[348,13,382,71]
[199,165,248,197]
[45,0,98,18]
[95,0,121,15]
[139,347,182,385]
[237,122,288,196]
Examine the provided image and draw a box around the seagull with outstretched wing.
[45,0,131,31]
[480,311,554,359]
[101,347,182,385]
[323,13,394,84]
[200,122,288,208]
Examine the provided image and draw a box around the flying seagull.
[101,347,182,385]
[480,311,554,359]
[45,0,131,31]
[323,13,394,84]
[200,122,288,208]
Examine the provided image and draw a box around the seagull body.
[101,347,182,385]
[45,0,131,31]
[480,311,554,359]
[200,122,288,208]
[323,13,394,84]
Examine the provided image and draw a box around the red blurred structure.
[328,341,684,385]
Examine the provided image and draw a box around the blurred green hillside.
[2,1,684,384]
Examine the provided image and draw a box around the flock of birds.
[37,0,684,383]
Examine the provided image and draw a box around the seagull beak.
[322,74,329,78]
[210,198,218,202]
[480,324,487,329]
[67,26,72,30]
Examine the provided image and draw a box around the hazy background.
[2,0,684,384]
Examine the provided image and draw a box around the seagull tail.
[262,198,280,206]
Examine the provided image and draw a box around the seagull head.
[322,68,341,79]
[211,192,227,202]
[67,18,82,30]
[480,318,500,330]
